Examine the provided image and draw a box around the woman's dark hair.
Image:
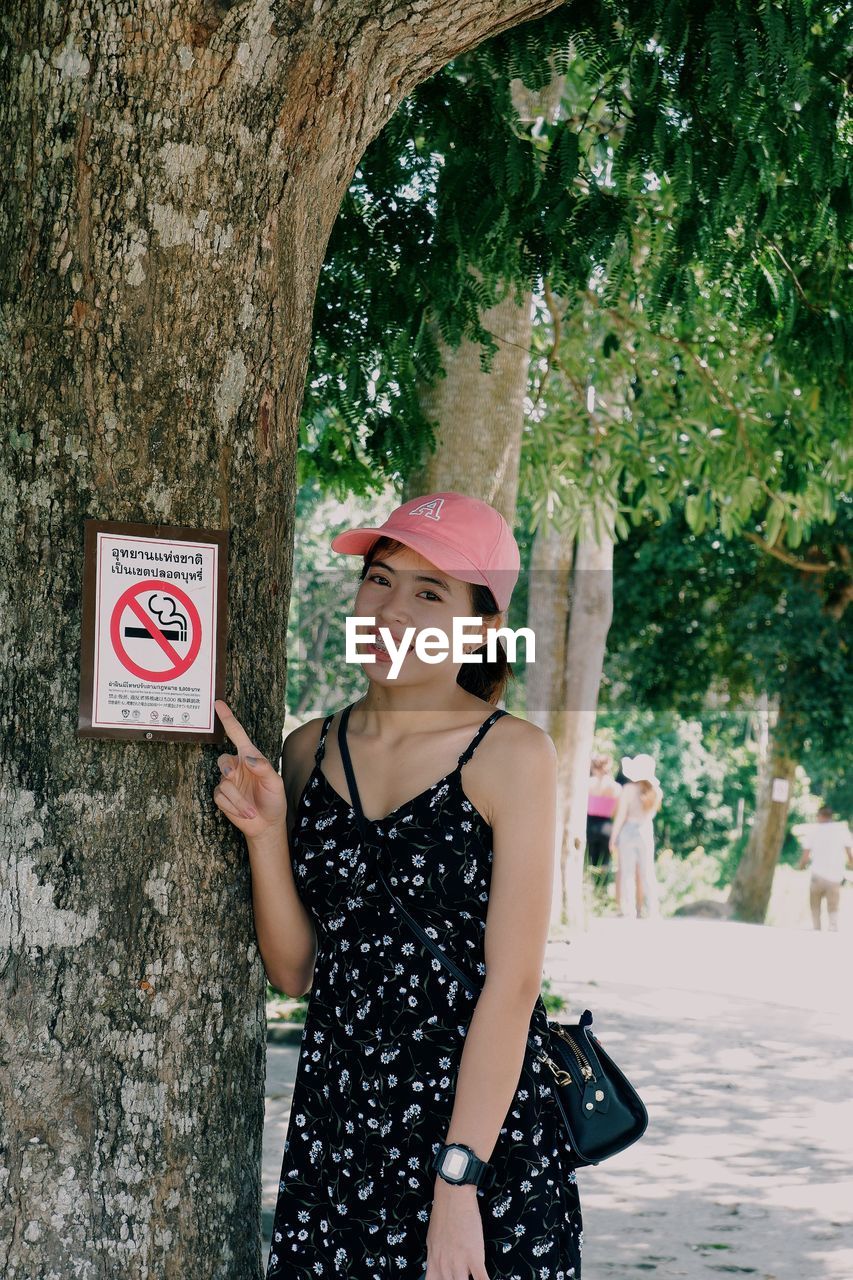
[360,536,514,707]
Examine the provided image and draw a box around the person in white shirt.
[796,806,853,931]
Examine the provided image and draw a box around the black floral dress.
[266,705,583,1280]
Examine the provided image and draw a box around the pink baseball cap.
[330,491,520,612]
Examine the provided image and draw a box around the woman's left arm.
[424,722,557,1280]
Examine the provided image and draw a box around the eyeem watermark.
[345,616,536,680]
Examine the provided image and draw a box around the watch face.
[441,1148,469,1180]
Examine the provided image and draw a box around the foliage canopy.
[302,0,851,513]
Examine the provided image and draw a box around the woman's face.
[353,543,497,688]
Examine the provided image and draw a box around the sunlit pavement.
[262,917,853,1278]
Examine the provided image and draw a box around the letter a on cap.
[407,498,445,521]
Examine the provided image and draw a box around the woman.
[609,754,662,920]
[585,754,621,881]
[213,491,583,1280]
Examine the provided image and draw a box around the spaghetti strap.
[313,712,335,764]
[457,707,509,767]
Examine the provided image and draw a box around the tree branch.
[381,0,568,105]
[743,530,835,573]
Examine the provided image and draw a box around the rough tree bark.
[0,3,564,1277]
[728,693,798,924]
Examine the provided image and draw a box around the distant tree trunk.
[728,693,797,923]
[554,523,614,932]
[526,518,573,926]
[527,518,615,937]
[525,308,617,931]
[0,3,563,1277]
[407,289,532,514]
[404,73,563,514]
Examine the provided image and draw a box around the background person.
[610,754,663,919]
[586,753,621,883]
[796,805,853,931]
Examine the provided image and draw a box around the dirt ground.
[262,915,853,1278]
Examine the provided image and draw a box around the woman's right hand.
[212,699,286,841]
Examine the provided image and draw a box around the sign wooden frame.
[78,519,228,744]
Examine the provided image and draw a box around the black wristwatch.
[431,1141,496,1189]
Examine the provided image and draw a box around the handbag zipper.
[550,1024,595,1082]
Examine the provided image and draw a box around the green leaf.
[764,498,786,546]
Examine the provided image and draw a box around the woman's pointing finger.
[215,699,258,756]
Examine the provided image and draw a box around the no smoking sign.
[110,580,202,682]
[78,520,228,743]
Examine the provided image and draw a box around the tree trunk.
[405,288,532,514]
[728,693,798,923]
[554,522,614,933]
[404,73,564,512]
[525,518,573,928]
[531,305,621,934]
[0,4,564,1277]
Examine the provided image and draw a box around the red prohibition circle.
[110,579,203,683]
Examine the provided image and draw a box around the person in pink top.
[586,754,621,881]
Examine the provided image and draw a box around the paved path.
[263,919,853,1278]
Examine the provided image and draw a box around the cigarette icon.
[124,593,188,643]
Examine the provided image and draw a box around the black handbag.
[337,707,649,1172]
